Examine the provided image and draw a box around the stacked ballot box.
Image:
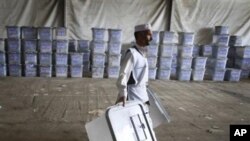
[106,29,122,78]
[157,31,176,80]
[191,57,207,81]
[177,32,195,81]
[192,44,200,57]
[107,54,121,78]
[53,27,68,40]
[21,26,37,39]
[37,27,53,40]
[200,44,213,57]
[224,68,241,82]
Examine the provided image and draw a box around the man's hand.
[115,96,126,107]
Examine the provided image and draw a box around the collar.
[135,43,147,57]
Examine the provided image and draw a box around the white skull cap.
[134,23,152,32]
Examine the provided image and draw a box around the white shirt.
[116,43,149,102]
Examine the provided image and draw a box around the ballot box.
[85,101,157,141]
[147,88,171,128]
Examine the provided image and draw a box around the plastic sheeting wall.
[0,0,64,38]
[171,0,250,45]
[0,0,250,45]
[65,0,170,43]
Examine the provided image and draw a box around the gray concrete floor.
[0,77,249,141]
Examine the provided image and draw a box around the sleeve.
[116,51,133,98]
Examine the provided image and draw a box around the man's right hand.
[115,96,126,107]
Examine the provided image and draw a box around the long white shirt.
[116,43,149,103]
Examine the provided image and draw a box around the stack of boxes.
[22,27,38,77]
[68,39,86,77]
[191,57,207,81]
[191,44,208,81]
[200,44,212,79]
[22,38,37,77]
[38,27,53,77]
[147,31,159,80]
[234,46,250,79]
[78,40,91,76]
[6,26,22,77]
[107,29,122,78]
[227,35,250,80]
[68,40,79,77]
[223,35,242,81]
[91,28,106,78]
[206,26,229,81]
[177,32,194,81]
[53,27,68,77]
[157,31,175,80]
[0,39,6,77]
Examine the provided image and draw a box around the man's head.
[134,24,153,46]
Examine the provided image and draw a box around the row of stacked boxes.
[147,31,180,80]
[176,32,194,81]
[67,39,90,77]
[90,28,122,78]
[0,26,93,77]
[227,34,250,80]
[200,26,242,81]
[1,26,249,80]
[147,26,247,81]
[0,26,123,78]
[207,26,231,81]
[147,31,207,81]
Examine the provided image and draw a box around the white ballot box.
[147,88,171,128]
[85,101,156,141]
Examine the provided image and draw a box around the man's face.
[137,30,153,46]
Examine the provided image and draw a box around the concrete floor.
[0,77,249,141]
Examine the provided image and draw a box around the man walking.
[115,23,157,140]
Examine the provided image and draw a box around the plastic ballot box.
[147,87,171,128]
[85,101,157,141]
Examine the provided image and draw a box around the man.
[115,23,157,140]
[116,23,152,106]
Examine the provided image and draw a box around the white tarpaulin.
[1,0,250,46]
[65,0,170,43]
[171,0,250,45]
[0,0,63,38]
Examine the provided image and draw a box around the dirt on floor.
[0,77,249,141]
